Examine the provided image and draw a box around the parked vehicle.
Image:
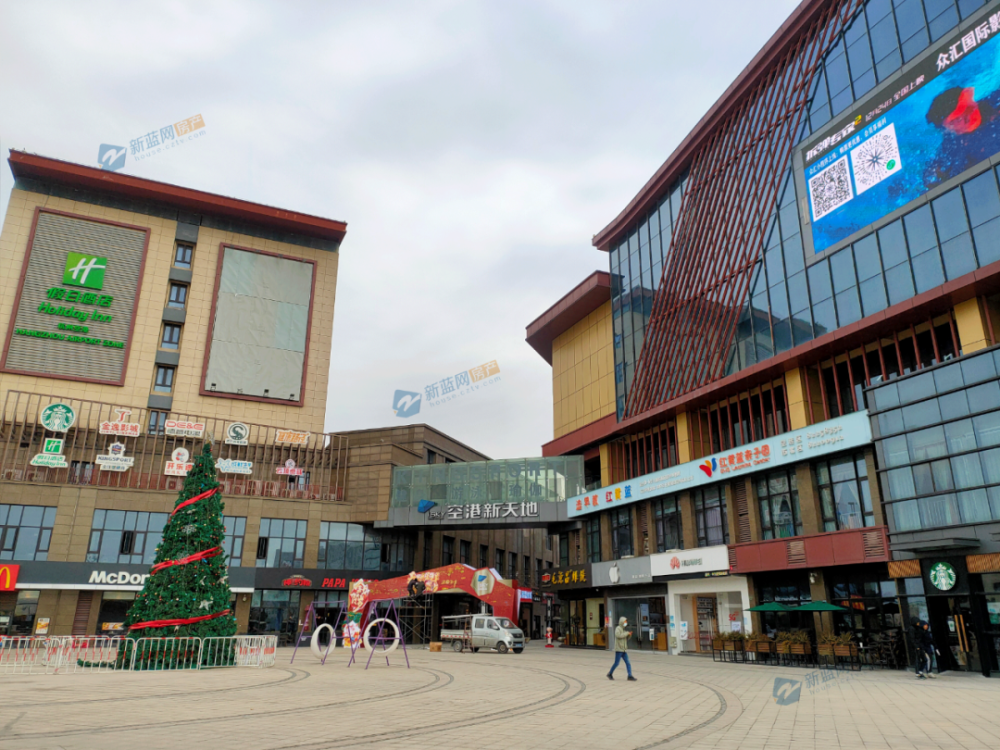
[439,614,524,654]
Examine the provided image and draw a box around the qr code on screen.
[850,123,901,195]
[809,156,853,221]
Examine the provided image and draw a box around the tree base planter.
[834,644,859,670]
[712,638,724,662]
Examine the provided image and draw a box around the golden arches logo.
[0,564,18,591]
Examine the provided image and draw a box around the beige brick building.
[0,152,555,640]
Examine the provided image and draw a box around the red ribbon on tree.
[128,608,232,631]
[170,487,219,517]
[151,546,223,573]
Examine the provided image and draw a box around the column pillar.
[676,412,693,463]
[785,367,809,430]
[954,297,990,353]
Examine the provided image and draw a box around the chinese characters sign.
[427,502,539,521]
[100,409,141,438]
[274,430,310,445]
[165,420,205,438]
[801,6,1000,254]
[540,565,590,589]
[567,411,872,517]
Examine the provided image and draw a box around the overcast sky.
[0,0,799,459]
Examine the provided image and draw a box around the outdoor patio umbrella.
[789,601,849,612]
[746,602,792,612]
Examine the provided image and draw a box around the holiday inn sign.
[1,209,147,384]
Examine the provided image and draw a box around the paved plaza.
[2,642,999,750]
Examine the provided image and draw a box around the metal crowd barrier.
[0,635,277,674]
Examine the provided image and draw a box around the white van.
[440,614,524,654]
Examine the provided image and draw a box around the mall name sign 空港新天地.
[566,411,872,518]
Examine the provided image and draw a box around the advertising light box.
[567,411,872,518]
[801,7,1000,255]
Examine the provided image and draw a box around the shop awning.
[746,602,792,612]
[789,601,849,612]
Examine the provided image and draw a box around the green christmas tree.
[123,442,237,650]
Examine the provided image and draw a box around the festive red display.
[151,546,223,573]
[169,487,219,517]
[128,608,232,631]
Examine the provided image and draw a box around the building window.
[546,535,552,551]
[154,365,175,393]
[167,283,188,309]
[442,536,454,565]
[161,324,182,350]
[523,555,531,584]
[0,505,56,561]
[694,486,729,547]
[585,517,602,562]
[610,508,633,558]
[427,449,437,464]
[222,516,247,566]
[509,551,517,579]
[68,460,94,485]
[479,544,488,569]
[558,534,569,567]
[256,518,307,568]
[423,531,432,569]
[86,510,168,565]
[174,243,193,269]
[495,548,505,576]
[652,496,683,551]
[318,523,413,572]
[535,558,542,584]
[460,540,471,564]
[757,470,803,539]
[147,411,167,436]
[814,453,873,530]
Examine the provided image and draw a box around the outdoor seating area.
[711,600,901,671]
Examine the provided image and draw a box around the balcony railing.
[0,390,348,501]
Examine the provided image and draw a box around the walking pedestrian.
[919,620,936,679]
[608,616,637,681]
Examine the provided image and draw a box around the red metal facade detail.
[625,0,864,419]
[729,525,890,573]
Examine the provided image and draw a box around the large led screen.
[802,9,1000,255]
[204,246,314,402]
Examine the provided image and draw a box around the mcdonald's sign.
[0,564,18,591]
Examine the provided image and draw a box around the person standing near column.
[608,616,637,681]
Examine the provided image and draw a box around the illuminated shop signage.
[165,448,193,476]
[100,409,141,438]
[275,429,310,445]
[165,420,205,437]
[567,411,872,518]
[801,6,1000,253]
[216,458,253,475]
[96,442,135,472]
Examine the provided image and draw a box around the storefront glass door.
[928,596,981,672]
[695,596,717,653]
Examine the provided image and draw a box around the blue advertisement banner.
[566,411,873,518]
[803,8,1000,254]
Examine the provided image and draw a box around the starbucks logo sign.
[40,403,76,432]
[929,561,957,591]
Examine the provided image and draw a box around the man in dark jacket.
[909,617,935,679]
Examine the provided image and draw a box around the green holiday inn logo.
[63,252,107,290]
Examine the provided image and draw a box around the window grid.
[256,518,307,568]
[154,366,174,393]
[694,486,729,547]
[757,469,803,539]
[222,516,246,566]
[86,509,168,565]
[610,508,633,559]
[869,346,1000,531]
[0,505,56,561]
[168,283,188,309]
[585,517,602,562]
[814,452,874,530]
[317,522,414,573]
[652,496,683,552]
[161,324,181,350]
[174,244,193,268]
